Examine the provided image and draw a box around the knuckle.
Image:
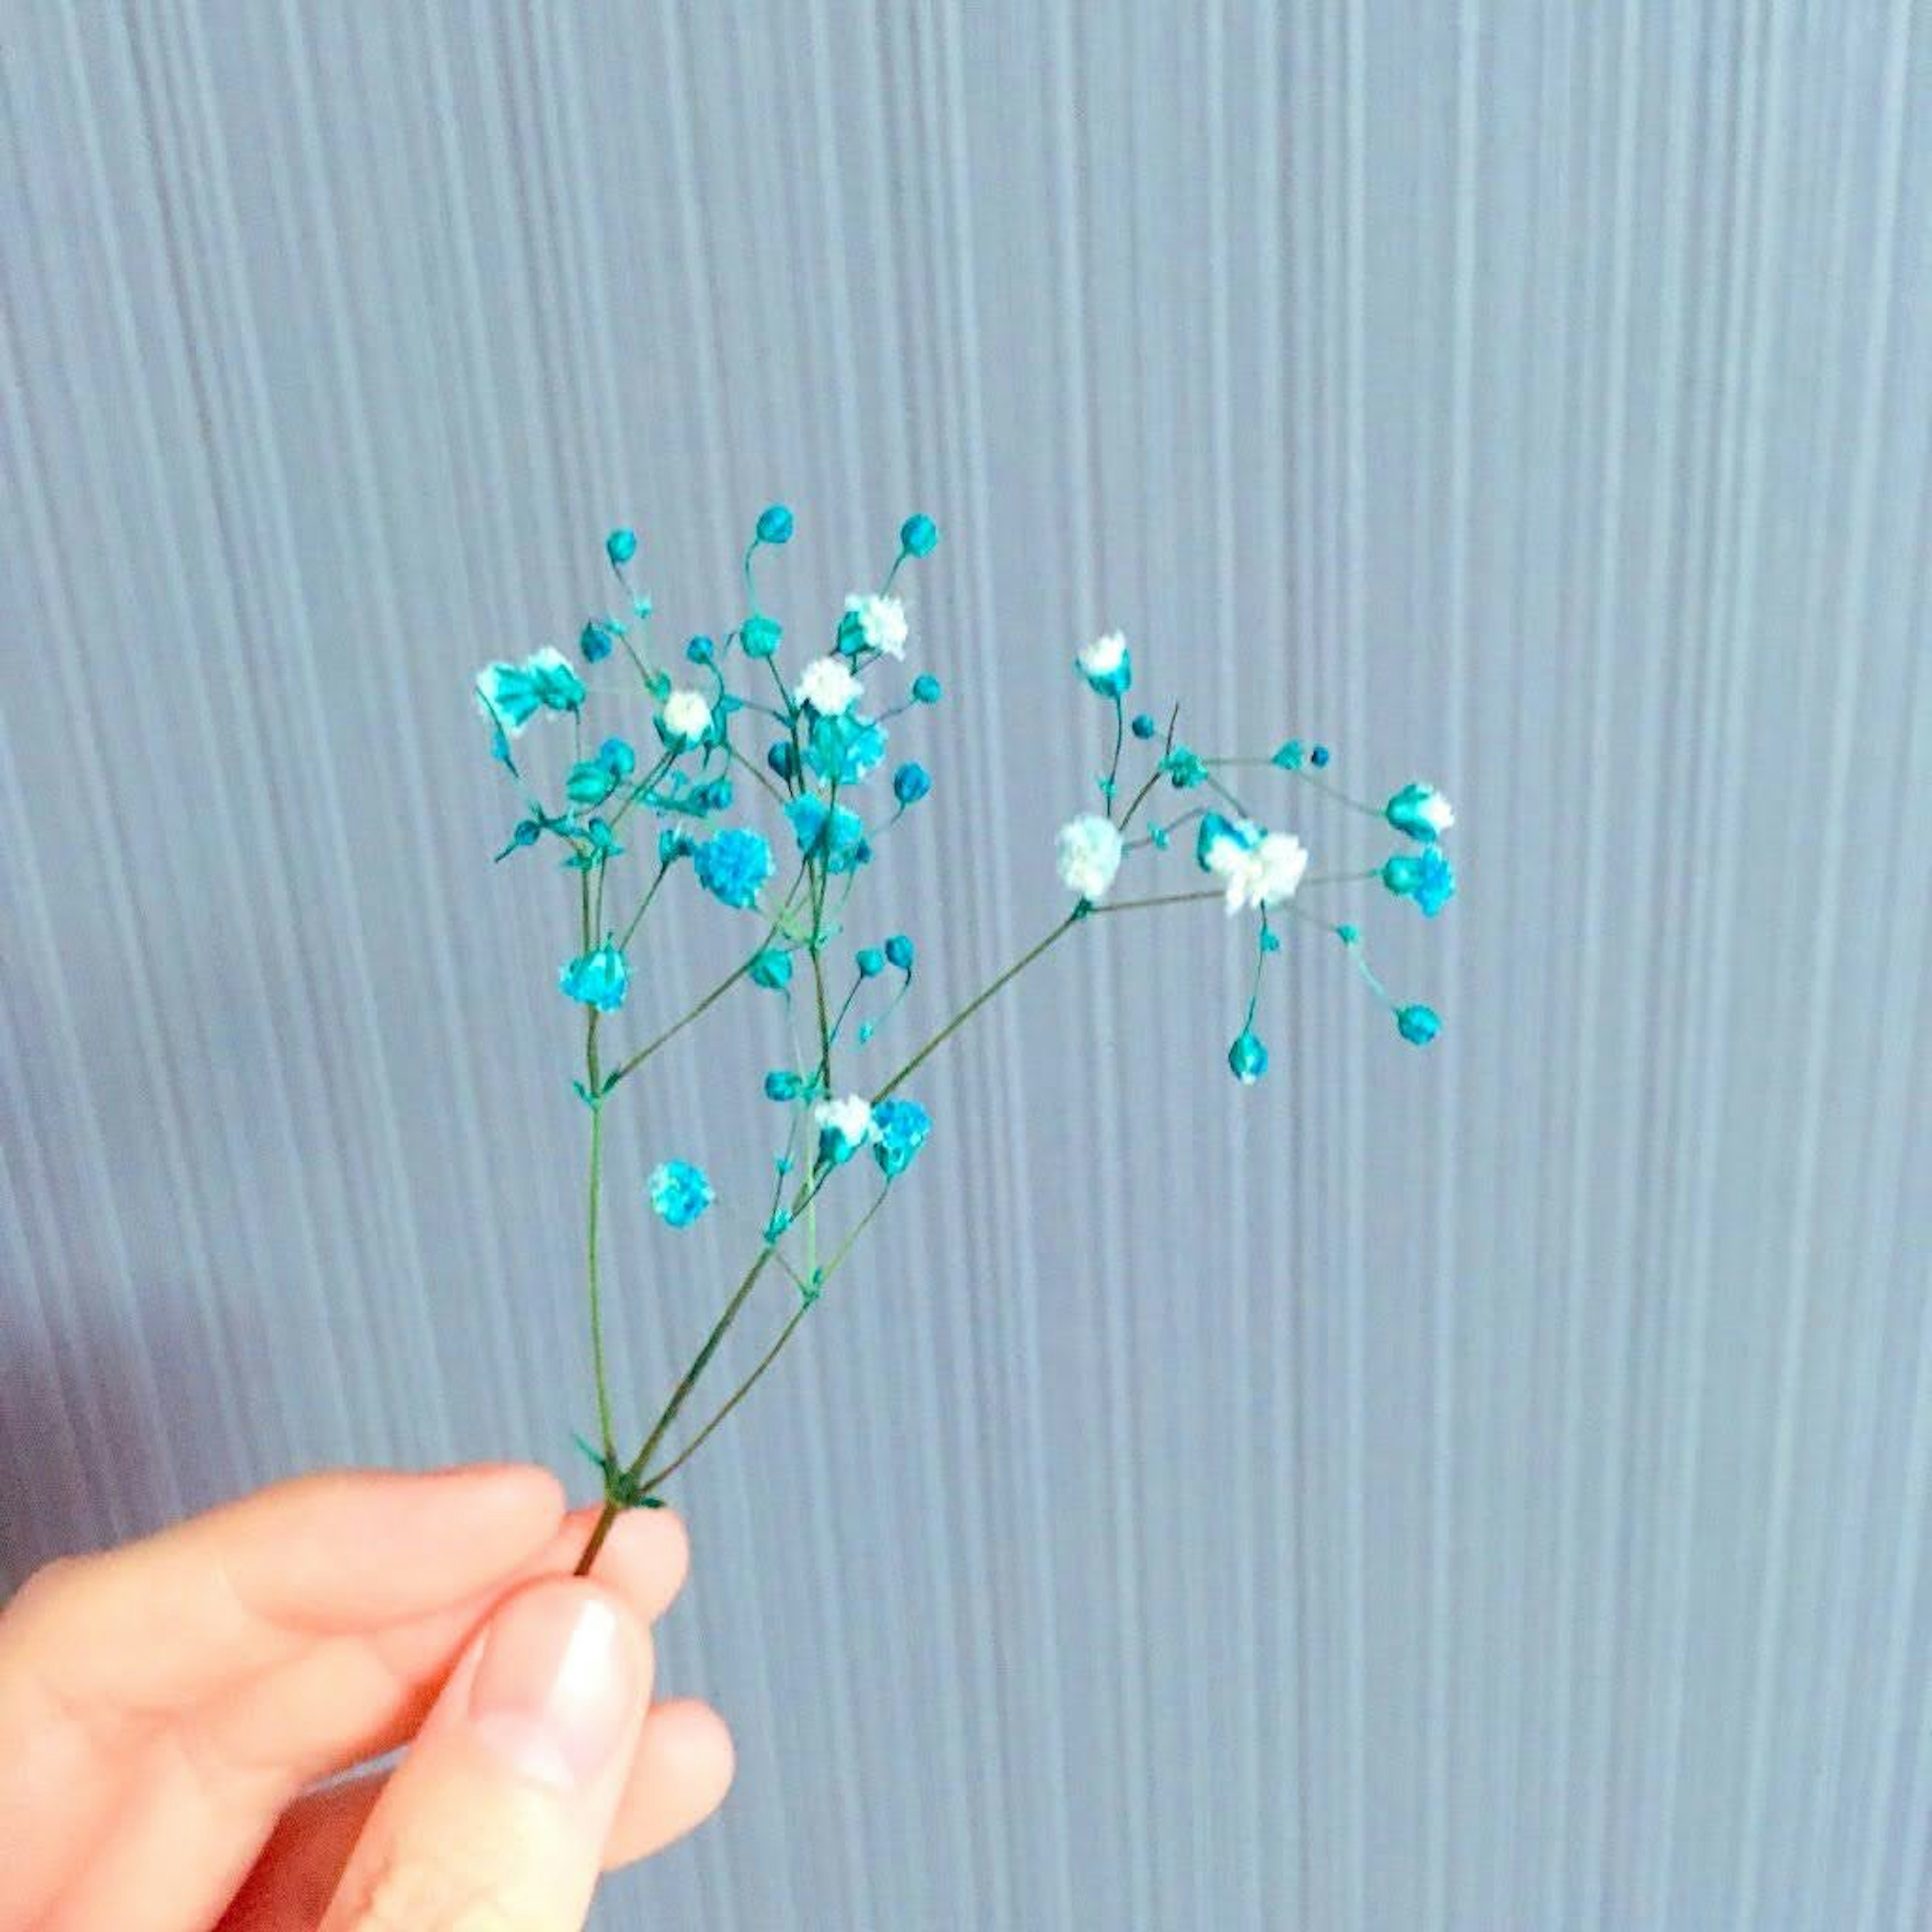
[331,1843,522,1932]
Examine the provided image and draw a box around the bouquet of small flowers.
[474,510,1454,1574]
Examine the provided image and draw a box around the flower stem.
[573,880,1220,1574]
[585,1015,615,1462]
[871,911,1081,1101]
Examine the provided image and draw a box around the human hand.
[0,1464,733,1930]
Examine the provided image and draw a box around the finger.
[27,1508,689,1932]
[231,1504,689,1784]
[217,1697,734,1930]
[317,1578,649,1932]
[1,1465,566,1717]
[0,1466,564,1932]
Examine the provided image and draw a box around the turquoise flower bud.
[757,503,795,545]
[900,513,939,557]
[1271,739,1306,770]
[893,761,931,806]
[580,620,615,663]
[750,948,794,991]
[871,1097,932,1178]
[884,933,915,971]
[1228,1031,1269,1084]
[1397,1003,1441,1046]
[686,634,716,665]
[742,613,782,659]
[560,941,629,1012]
[659,828,697,865]
[597,737,635,779]
[768,740,799,780]
[648,1159,714,1229]
[1382,848,1455,917]
[565,760,617,807]
[857,947,884,978]
[911,674,942,705]
[494,818,541,862]
[764,1069,804,1101]
[1131,712,1158,740]
[1386,781,1455,843]
[606,528,638,566]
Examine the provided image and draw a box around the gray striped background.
[5,3,1932,1926]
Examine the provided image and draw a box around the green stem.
[585,1016,614,1461]
[574,879,1218,1573]
[602,952,757,1094]
[635,1303,809,1493]
[872,911,1081,1101]
[636,1183,890,1492]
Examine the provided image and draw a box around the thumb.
[319,1577,650,1932]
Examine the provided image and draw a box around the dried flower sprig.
[474,510,1455,1574]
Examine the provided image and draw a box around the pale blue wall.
[5,4,1931,1926]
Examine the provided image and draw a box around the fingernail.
[465,1585,639,1789]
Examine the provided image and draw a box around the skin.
[0,1465,734,1930]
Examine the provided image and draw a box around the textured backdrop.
[5,3,1932,1927]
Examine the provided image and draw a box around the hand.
[0,1464,734,1930]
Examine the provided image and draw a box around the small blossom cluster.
[1056,636,1457,1081]
[476,506,944,1275]
[474,507,1454,1522]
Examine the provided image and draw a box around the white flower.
[814,1093,878,1162]
[1077,631,1129,680]
[1416,787,1455,835]
[661,687,713,745]
[1205,820,1308,913]
[846,593,910,659]
[1055,814,1125,902]
[795,655,864,716]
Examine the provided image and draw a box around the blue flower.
[1227,1031,1268,1084]
[892,761,931,807]
[476,648,587,737]
[1162,744,1207,788]
[694,826,775,909]
[560,941,629,1012]
[749,948,794,991]
[871,1097,932,1178]
[785,795,871,873]
[598,737,636,780]
[1397,1003,1441,1046]
[805,711,889,784]
[1386,781,1455,843]
[648,1160,714,1229]
[1381,848,1456,917]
